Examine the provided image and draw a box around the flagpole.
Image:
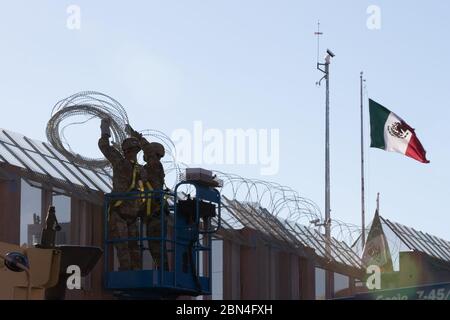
[377,192,380,212]
[360,72,366,251]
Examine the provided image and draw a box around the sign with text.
[353,282,450,300]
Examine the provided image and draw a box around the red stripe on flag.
[405,132,430,164]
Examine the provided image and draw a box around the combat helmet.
[143,142,165,159]
[122,137,140,153]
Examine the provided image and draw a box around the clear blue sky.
[1,1,448,239]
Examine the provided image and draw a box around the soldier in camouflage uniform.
[99,119,145,271]
[127,125,169,270]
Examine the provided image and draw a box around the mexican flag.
[369,99,430,163]
[362,210,393,272]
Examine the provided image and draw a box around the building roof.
[380,216,450,263]
[218,196,364,273]
[0,128,112,203]
[353,213,450,271]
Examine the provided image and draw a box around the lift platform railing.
[103,188,173,285]
[102,181,221,297]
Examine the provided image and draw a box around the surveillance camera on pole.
[327,49,335,58]
[317,48,335,86]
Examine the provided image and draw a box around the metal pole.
[324,59,333,300]
[360,72,366,251]
[376,192,380,213]
[325,62,330,238]
[316,48,334,299]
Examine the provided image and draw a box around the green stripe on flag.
[369,99,391,149]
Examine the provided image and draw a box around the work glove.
[101,118,111,137]
[125,124,142,139]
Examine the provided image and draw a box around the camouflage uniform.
[131,132,169,270]
[144,152,169,270]
[99,135,145,271]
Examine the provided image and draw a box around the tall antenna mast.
[315,21,323,65]
[316,24,335,299]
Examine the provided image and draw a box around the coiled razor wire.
[46,91,362,244]
[214,171,323,225]
[47,91,129,168]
